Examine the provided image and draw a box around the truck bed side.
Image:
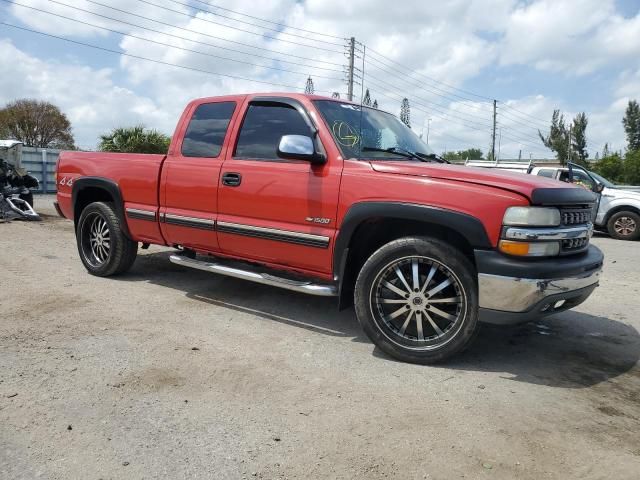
[57,151,166,244]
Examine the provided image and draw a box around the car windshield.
[313,100,435,160]
[589,171,616,188]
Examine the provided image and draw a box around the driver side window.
[234,103,311,161]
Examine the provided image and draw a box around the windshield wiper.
[361,146,449,163]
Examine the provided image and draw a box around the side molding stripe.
[126,208,157,221]
[162,213,216,230]
[217,221,330,248]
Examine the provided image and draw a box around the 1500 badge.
[305,217,331,224]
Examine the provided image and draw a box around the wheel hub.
[370,256,465,347]
[614,216,636,236]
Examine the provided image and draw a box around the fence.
[21,147,61,193]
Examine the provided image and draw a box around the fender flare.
[333,202,492,298]
[601,201,640,226]
[71,176,132,238]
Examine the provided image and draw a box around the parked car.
[55,93,603,363]
[529,166,640,241]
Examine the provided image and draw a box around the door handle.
[222,172,242,187]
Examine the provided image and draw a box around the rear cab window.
[181,102,236,158]
[536,169,556,178]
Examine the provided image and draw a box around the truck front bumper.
[475,245,603,325]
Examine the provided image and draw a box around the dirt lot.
[1,196,639,480]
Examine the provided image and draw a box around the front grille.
[562,237,589,252]
[561,207,592,225]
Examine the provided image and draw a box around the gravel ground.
[1,195,639,480]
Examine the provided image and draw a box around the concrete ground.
[1,196,639,480]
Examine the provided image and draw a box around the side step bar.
[169,254,338,297]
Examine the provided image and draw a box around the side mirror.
[277,135,326,164]
[594,181,605,193]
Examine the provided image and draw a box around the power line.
[365,87,487,152]
[4,1,344,81]
[365,47,494,102]
[86,0,343,53]
[363,58,550,148]
[364,74,495,131]
[364,62,496,126]
[46,0,345,68]
[0,22,340,93]
[163,0,346,45]
[186,0,345,40]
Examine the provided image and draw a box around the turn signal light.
[498,240,560,257]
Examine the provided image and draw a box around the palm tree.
[98,125,171,154]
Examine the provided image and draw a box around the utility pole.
[491,99,497,163]
[347,37,355,102]
[567,127,572,165]
[426,118,431,144]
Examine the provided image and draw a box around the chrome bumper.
[478,265,601,325]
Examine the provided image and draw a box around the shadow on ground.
[119,250,640,390]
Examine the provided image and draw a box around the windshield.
[589,171,616,188]
[313,100,435,160]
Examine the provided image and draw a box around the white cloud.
[499,0,640,75]
[0,39,171,149]
[1,0,637,156]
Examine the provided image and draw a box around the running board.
[169,254,338,297]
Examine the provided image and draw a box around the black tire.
[354,236,479,364]
[76,201,138,276]
[606,211,640,241]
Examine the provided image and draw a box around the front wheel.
[607,211,640,241]
[354,237,479,364]
[76,202,138,276]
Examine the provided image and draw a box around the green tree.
[622,100,640,152]
[623,149,640,184]
[592,152,624,183]
[304,77,315,95]
[98,126,170,154]
[539,109,569,165]
[400,98,411,128]
[372,100,378,109]
[442,148,484,161]
[362,89,372,106]
[0,99,75,149]
[571,112,589,166]
[331,92,341,99]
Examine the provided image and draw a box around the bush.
[623,150,640,185]
[99,126,170,154]
[591,153,624,183]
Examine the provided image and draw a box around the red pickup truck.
[55,93,603,363]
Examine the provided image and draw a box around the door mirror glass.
[595,181,605,193]
[278,135,319,161]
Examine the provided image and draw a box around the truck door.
[217,98,341,277]
[160,100,238,251]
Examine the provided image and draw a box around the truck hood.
[604,186,640,201]
[369,161,573,201]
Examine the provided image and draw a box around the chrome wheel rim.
[369,256,467,351]
[81,212,111,267]
[614,216,636,236]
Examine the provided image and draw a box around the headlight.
[503,207,561,227]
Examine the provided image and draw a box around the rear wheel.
[76,202,138,276]
[607,211,640,241]
[354,236,479,364]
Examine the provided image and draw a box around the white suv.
[531,165,640,241]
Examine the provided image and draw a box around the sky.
[1,0,639,158]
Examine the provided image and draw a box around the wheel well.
[605,205,640,225]
[338,218,476,309]
[73,187,114,226]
